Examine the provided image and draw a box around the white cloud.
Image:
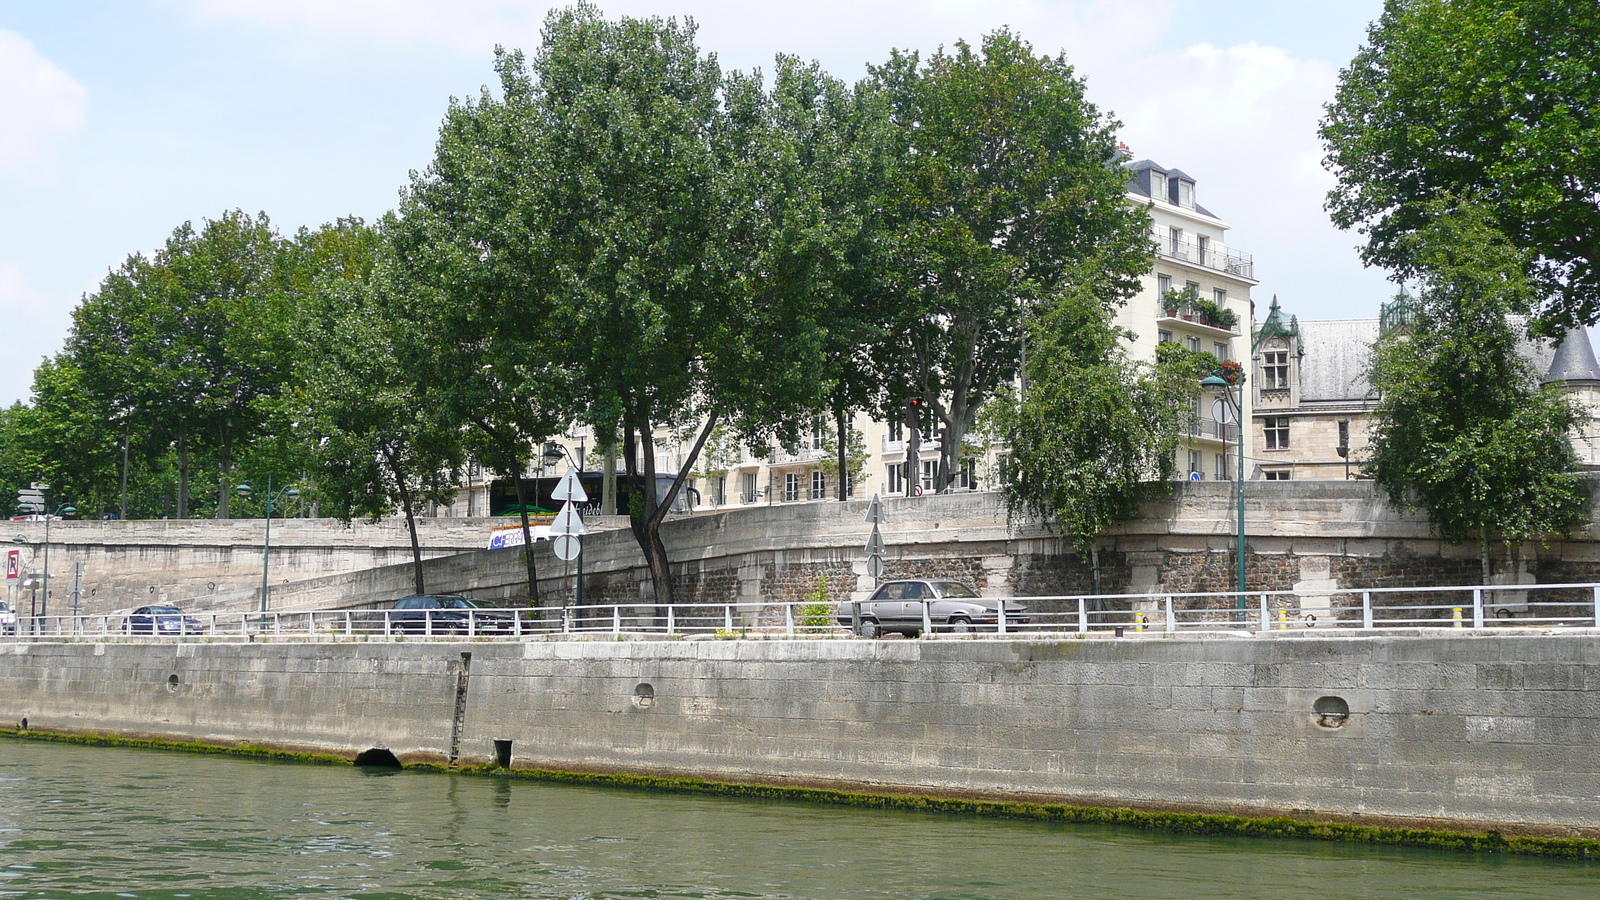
[0,30,87,176]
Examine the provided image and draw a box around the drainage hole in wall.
[1314,695,1350,729]
[632,683,655,710]
[493,739,513,768]
[166,674,180,693]
[354,748,401,768]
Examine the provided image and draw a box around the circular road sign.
[552,534,581,561]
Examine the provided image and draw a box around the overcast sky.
[0,0,1395,407]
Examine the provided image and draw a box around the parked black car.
[836,580,1028,638]
[126,605,204,636]
[388,595,517,635]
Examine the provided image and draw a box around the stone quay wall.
[16,481,1600,618]
[5,632,1600,837]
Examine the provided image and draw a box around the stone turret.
[1543,327,1600,385]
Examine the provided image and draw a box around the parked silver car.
[836,580,1027,638]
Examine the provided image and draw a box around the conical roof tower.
[1543,327,1600,384]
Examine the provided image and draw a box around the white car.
[0,601,16,635]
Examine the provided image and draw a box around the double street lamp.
[235,478,300,620]
[1201,374,1247,611]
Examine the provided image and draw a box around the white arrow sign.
[864,528,885,557]
[551,501,587,536]
[864,493,882,524]
[551,467,588,503]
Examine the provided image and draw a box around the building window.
[810,470,827,500]
[920,460,937,491]
[1169,227,1183,256]
[955,457,977,490]
[1264,469,1292,481]
[1151,170,1167,200]
[1157,273,1172,296]
[810,416,827,450]
[1215,453,1229,481]
[888,420,903,442]
[783,472,801,502]
[1185,280,1200,299]
[1264,351,1289,389]
[887,462,904,495]
[1197,234,1209,263]
[1264,416,1290,450]
[1187,449,1202,479]
[1186,335,1201,353]
[1214,288,1227,305]
[1158,329,1174,344]
[1177,179,1193,208]
[713,475,726,506]
[1213,341,1227,360]
[742,471,759,503]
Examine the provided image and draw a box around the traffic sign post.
[549,472,588,605]
[858,494,888,631]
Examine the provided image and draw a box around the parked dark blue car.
[388,596,516,635]
[126,605,204,635]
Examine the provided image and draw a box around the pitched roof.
[1297,320,1380,403]
[1543,327,1600,384]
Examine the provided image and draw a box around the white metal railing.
[7,582,1599,642]
[1188,415,1240,443]
[1153,228,1254,279]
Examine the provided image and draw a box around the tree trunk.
[904,398,921,494]
[384,447,426,595]
[511,465,541,606]
[627,412,721,612]
[835,401,848,502]
[216,427,232,519]
[602,443,618,516]
[176,430,190,519]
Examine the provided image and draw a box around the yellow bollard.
[1452,607,1463,628]
[1276,606,1288,631]
[1134,611,1145,633]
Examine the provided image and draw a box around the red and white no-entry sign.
[4,549,19,580]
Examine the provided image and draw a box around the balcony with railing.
[1154,230,1254,280]
[1188,415,1239,444]
[1158,299,1240,336]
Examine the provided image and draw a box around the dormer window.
[1177,179,1193,208]
[1150,170,1167,200]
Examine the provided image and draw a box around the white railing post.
[724,605,733,633]
[1362,591,1373,630]
[667,606,675,636]
[562,609,571,634]
[785,602,794,638]
[613,606,621,635]
[1259,594,1269,632]
[273,613,281,637]
[1077,597,1087,634]
[922,600,933,635]
[1165,596,1175,633]
[1473,588,1485,629]
[1593,586,1600,629]
[997,598,1007,635]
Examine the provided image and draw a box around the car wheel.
[948,617,972,634]
[858,619,880,639]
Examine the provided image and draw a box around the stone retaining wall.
[5,633,1599,836]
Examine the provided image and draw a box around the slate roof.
[1543,327,1600,384]
[1122,159,1219,220]
[1297,319,1380,403]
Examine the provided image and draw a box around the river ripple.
[0,740,1594,899]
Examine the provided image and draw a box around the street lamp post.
[235,478,300,623]
[543,441,586,607]
[39,503,76,624]
[1202,374,1247,611]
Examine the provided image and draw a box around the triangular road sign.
[864,493,883,524]
[552,501,587,536]
[551,467,588,503]
[864,527,885,557]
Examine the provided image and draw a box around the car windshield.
[439,597,486,609]
[146,607,184,615]
[933,582,978,598]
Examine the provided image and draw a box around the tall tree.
[871,31,1152,492]
[294,260,462,596]
[1365,202,1590,577]
[1321,0,1600,330]
[983,287,1192,561]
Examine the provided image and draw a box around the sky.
[0,0,1395,407]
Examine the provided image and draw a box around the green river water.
[0,740,1595,899]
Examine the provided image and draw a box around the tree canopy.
[1322,0,1600,330]
[1364,202,1590,571]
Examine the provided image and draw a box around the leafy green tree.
[1365,203,1590,577]
[870,30,1152,493]
[293,258,463,595]
[983,288,1192,560]
[1321,0,1600,329]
